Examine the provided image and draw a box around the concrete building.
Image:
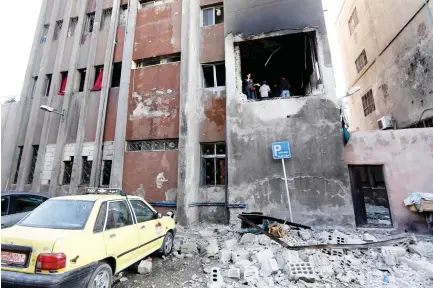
[1,0,355,226]
[336,0,433,131]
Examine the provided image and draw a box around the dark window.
[348,8,359,35]
[405,116,433,129]
[1,196,10,216]
[13,195,45,214]
[101,8,112,30]
[85,13,95,34]
[82,156,92,184]
[139,0,156,9]
[361,89,375,116]
[45,74,52,97]
[31,77,38,99]
[13,146,24,184]
[135,53,181,68]
[126,139,179,152]
[93,202,107,233]
[200,143,226,186]
[40,24,49,44]
[101,160,112,186]
[28,145,39,184]
[63,156,74,185]
[54,20,63,40]
[202,5,223,27]
[105,201,133,230]
[130,200,155,223]
[68,17,78,38]
[111,62,122,87]
[202,62,225,88]
[78,69,86,92]
[355,50,368,73]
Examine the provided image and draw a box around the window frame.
[201,62,225,88]
[84,12,96,35]
[201,5,224,27]
[81,156,92,184]
[101,8,113,30]
[355,49,368,73]
[62,156,74,185]
[361,89,375,117]
[348,7,359,35]
[101,160,112,186]
[53,20,63,41]
[200,143,226,186]
[93,201,108,233]
[104,200,136,231]
[129,199,156,224]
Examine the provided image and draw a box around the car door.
[1,196,11,228]
[103,200,139,272]
[9,195,46,226]
[129,199,160,256]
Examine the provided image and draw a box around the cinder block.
[282,250,301,264]
[225,238,238,250]
[232,249,249,262]
[220,250,231,264]
[227,268,241,279]
[244,266,259,281]
[252,249,274,264]
[210,267,223,284]
[285,262,316,281]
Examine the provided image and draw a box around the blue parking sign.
[272,142,291,159]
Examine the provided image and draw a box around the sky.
[0,0,347,103]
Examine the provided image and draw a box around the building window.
[82,156,92,184]
[31,77,38,99]
[13,146,24,184]
[200,143,226,186]
[361,89,375,116]
[28,145,39,184]
[91,66,104,91]
[119,4,128,26]
[63,156,74,185]
[101,160,112,186]
[45,74,52,97]
[59,72,68,95]
[84,12,95,35]
[78,68,86,92]
[54,20,63,40]
[126,139,178,152]
[202,62,225,88]
[111,62,122,87]
[348,7,359,35]
[355,50,368,73]
[202,5,224,27]
[139,0,157,9]
[68,17,78,38]
[40,24,49,44]
[101,8,112,30]
[135,53,181,68]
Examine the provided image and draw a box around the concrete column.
[110,0,138,188]
[90,0,121,187]
[32,0,74,192]
[48,0,88,196]
[3,0,48,190]
[16,0,61,191]
[69,0,105,194]
[177,0,201,225]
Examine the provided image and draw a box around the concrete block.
[210,267,223,285]
[220,250,231,264]
[181,243,198,254]
[299,230,311,241]
[224,238,238,250]
[199,230,214,238]
[232,249,249,262]
[285,262,316,281]
[400,257,433,278]
[381,246,406,266]
[321,249,345,257]
[408,242,433,256]
[227,268,241,279]
[252,249,274,264]
[244,266,259,281]
[137,259,152,274]
[206,242,219,257]
[260,258,279,277]
[282,250,301,263]
[257,234,272,245]
[234,260,252,269]
[363,233,377,242]
[240,233,257,244]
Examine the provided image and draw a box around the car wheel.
[159,231,174,256]
[87,262,112,288]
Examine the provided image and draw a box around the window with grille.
[82,156,92,184]
[27,145,39,184]
[40,24,49,44]
[101,8,112,30]
[126,140,179,152]
[84,13,95,35]
[202,62,225,88]
[348,8,358,35]
[361,89,375,117]
[101,160,112,186]
[54,20,63,40]
[202,5,224,27]
[68,17,78,38]
[63,157,74,185]
[355,50,368,73]
[200,143,226,186]
[13,146,24,184]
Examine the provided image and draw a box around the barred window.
[101,8,112,30]
[361,89,375,117]
[126,140,179,152]
[200,143,226,186]
[101,160,112,186]
[348,8,358,35]
[54,20,63,40]
[82,156,92,184]
[84,12,95,35]
[13,146,24,184]
[355,50,368,73]
[27,145,39,184]
[40,24,49,44]
[63,156,74,185]
[68,17,78,38]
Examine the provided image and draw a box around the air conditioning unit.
[378,115,393,130]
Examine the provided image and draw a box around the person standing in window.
[279,76,291,97]
[245,73,255,100]
[259,81,271,100]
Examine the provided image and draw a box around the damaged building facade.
[1,0,355,227]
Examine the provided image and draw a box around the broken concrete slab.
[252,249,274,264]
[138,259,152,274]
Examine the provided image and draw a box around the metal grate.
[126,139,179,152]
[27,145,39,184]
[82,156,92,184]
[63,156,74,185]
[361,89,375,117]
[101,160,112,186]
[101,8,112,30]
[84,13,95,35]
[40,24,49,44]
[54,20,63,40]
[200,143,226,186]
[355,50,368,73]
[68,17,78,38]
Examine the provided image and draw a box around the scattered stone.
[299,230,312,241]
[206,242,219,257]
[252,249,274,264]
[259,258,279,277]
[232,249,249,262]
[244,266,259,281]
[220,250,231,264]
[224,238,238,250]
[408,241,433,256]
[138,259,153,274]
[240,233,257,244]
[120,277,128,282]
[363,233,377,242]
[181,243,198,254]
[199,230,214,238]
[227,268,241,279]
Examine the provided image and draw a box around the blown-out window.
[200,143,226,186]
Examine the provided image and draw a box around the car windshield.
[18,200,94,229]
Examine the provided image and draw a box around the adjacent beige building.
[337,0,433,131]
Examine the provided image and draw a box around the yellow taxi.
[1,188,176,288]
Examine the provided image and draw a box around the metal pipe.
[417,108,433,128]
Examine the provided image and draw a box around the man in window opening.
[259,81,271,100]
[245,73,255,100]
[279,76,291,97]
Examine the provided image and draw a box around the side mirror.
[156,213,162,219]
[166,211,175,219]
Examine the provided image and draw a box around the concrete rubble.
[168,223,433,288]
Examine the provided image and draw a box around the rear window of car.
[18,200,94,230]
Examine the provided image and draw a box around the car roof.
[1,191,49,198]
[51,194,147,202]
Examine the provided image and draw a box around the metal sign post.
[272,142,293,222]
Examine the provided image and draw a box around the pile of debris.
[171,218,433,288]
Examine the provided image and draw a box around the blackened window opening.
[13,146,24,184]
[111,62,122,87]
[63,157,74,185]
[78,69,86,92]
[238,32,321,98]
[202,62,225,88]
[102,160,112,186]
[45,74,52,97]
[28,145,39,184]
[82,156,92,184]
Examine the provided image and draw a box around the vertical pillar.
[32,0,74,192]
[17,0,61,191]
[177,0,201,225]
[69,0,105,194]
[90,0,121,187]
[110,0,138,188]
[49,0,88,196]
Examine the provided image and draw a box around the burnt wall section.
[133,0,182,60]
[200,23,225,63]
[226,97,354,226]
[199,88,226,142]
[126,62,180,140]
